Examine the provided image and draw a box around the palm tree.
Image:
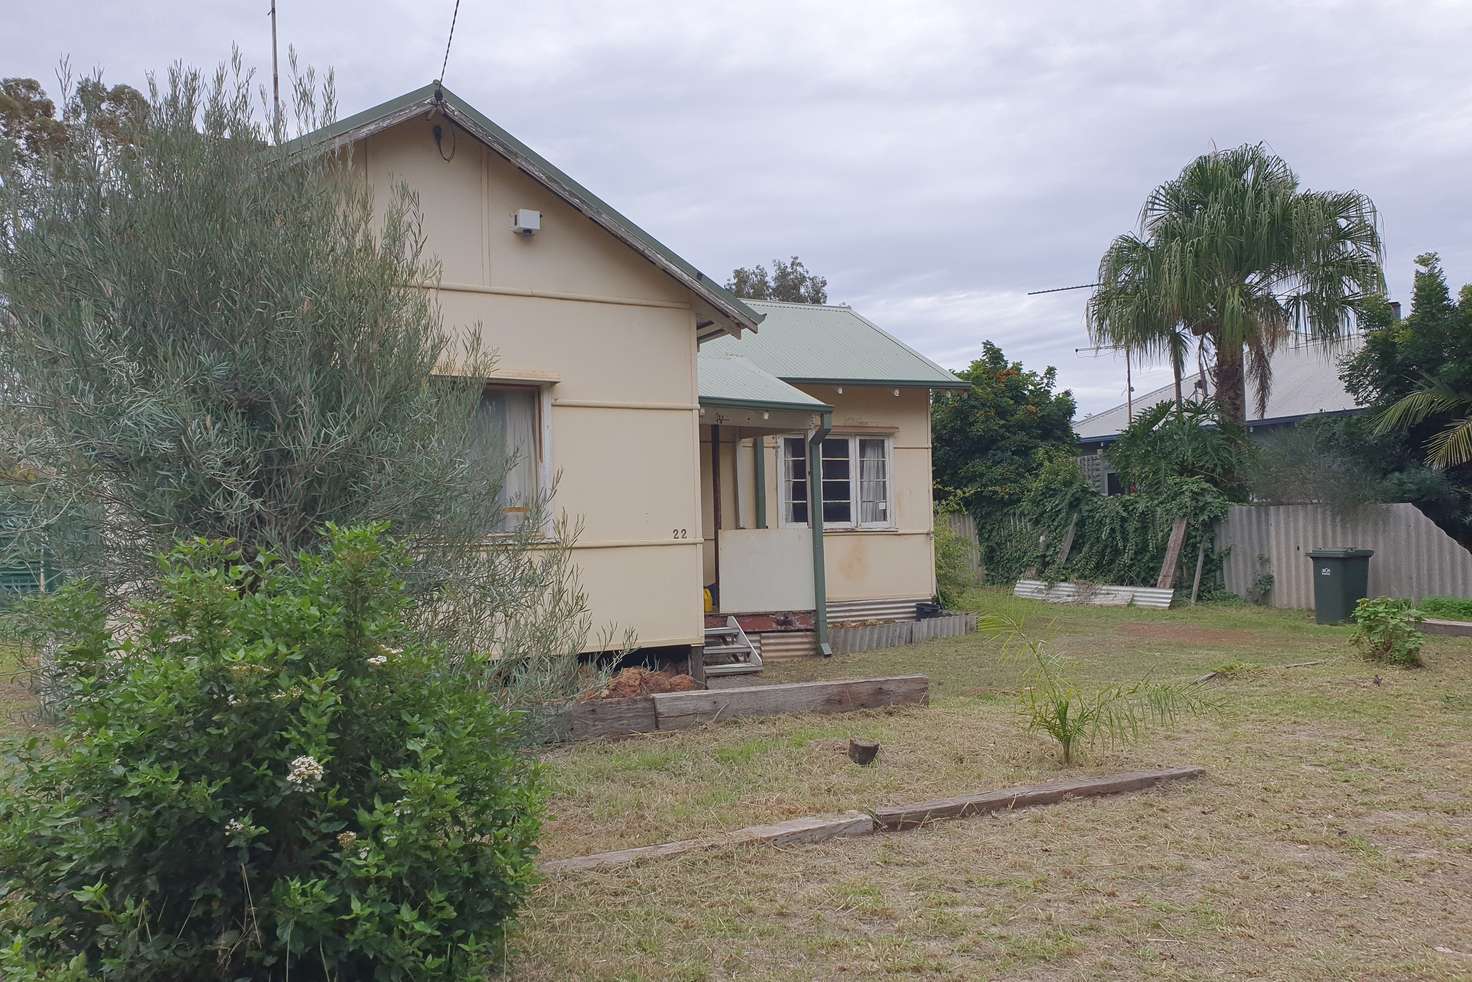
[1088,144,1384,425]
[1089,233,1190,409]
[1374,379,1472,470]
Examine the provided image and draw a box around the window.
[471,385,541,531]
[781,436,808,525]
[781,434,893,529]
[820,437,851,524]
[857,437,889,525]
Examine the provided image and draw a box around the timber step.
[703,618,762,677]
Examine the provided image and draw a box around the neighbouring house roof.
[285,82,763,339]
[1074,336,1366,443]
[702,300,967,389]
[698,351,831,412]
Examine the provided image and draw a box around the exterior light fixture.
[511,209,541,236]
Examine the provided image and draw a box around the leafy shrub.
[1106,399,1248,496]
[982,448,1230,589]
[1351,597,1425,668]
[1244,421,1386,512]
[933,510,978,607]
[0,526,543,979]
[1415,596,1472,621]
[993,618,1217,764]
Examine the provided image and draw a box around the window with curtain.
[781,433,892,529]
[857,437,889,526]
[472,385,540,532]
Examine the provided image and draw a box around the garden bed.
[553,674,930,741]
[1420,617,1472,638]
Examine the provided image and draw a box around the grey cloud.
[6,0,1470,415]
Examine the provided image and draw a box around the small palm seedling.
[988,617,1218,765]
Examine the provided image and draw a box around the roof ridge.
[743,298,853,310]
[284,82,762,336]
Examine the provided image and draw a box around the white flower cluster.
[337,830,358,849]
[225,817,246,836]
[366,654,388,667]
[286,754,324,789]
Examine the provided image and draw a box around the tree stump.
[847,738,879,765]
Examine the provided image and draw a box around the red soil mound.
[581,667,701,701]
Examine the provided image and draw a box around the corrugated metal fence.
[939,511,983,579]
[1217,503,1472,609]
[830,613,980,655]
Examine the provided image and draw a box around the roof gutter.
[780,377,971,390]
[698,396,833,414]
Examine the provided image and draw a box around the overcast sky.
[7,0,1471,416]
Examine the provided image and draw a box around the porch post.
[753,436,767,529]
[711,424,721,602]
[807,412,833,656]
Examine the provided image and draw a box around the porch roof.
[698,351,831,412]
[702,300,967,389]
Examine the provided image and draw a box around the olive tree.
[0,56,610,716]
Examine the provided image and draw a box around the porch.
[697,353,831,678]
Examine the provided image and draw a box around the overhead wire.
[438,0,462,84]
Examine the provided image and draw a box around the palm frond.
[1373,382,1472,437]
[1426,416,1472,470]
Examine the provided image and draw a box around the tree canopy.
[1,76,147,175]
[725,256,828,303]
[931,341,1076,521]
[1346,254,1472,470]
[1107,399,1247,498]
[1088,143,1384,425]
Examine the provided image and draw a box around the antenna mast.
[269,0,281,137]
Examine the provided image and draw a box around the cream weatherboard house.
[299,83,964,678]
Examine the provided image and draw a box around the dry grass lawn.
[3,593,1468,978]
[512,591,1472,980]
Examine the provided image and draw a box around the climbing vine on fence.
[975,450,1230,589]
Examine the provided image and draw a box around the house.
[1073,338,1365,494]
[698,302,966,666]
[296,84,963,676]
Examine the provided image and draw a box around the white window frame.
[779,435,810,528]
[778,432,895,531]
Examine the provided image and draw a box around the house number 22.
[672,528,688,539]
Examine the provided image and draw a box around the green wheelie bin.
[1307,548,1374,625]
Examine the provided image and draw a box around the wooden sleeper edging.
[540,766,1205,875]
[540,812,875,874]
[871,766,1206,831]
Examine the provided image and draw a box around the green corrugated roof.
[702,300,967,388]
[698,351,830,412]
[284,83,763,336]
